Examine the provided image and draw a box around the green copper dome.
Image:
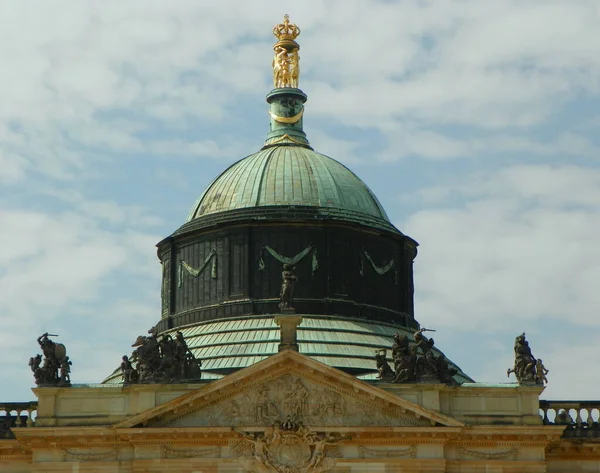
[187,146,390,224]
[180,87,401,234]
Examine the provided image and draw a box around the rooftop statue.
[507,333,548,385]
[279,263,297,312]
[378,328,458,385]
[375,349,394,381]
[272,15,301,89]
[29,333,71,387]
[125,328,202,384]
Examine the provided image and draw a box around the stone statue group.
[121,327,202,384]
[376,328,458,384]
[29,333,71,386]
[375,330,549,386]
[507,332,549,385]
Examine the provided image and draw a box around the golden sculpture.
[272,14,301,88]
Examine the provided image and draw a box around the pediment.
[114,350,462,429]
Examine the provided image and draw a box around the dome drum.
[157,220,418,333]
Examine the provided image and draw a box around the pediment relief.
[115,350,461,429]
[167,373,429,428]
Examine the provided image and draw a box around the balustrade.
[0,401,38,439]
[540,400,600,438]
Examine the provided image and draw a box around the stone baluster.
[575,407,583,428]
[540,400,600,437]
[26,408,35,427]
[541,406,550,425]
[587,408,595,427]
[19,409,27,427]
[0,401,38,432]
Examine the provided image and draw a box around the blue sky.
[2,0,600,401]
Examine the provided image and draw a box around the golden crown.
[272,14,301,42]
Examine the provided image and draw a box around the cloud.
[400,164,600,330]
[377,127,599,162]
[2,0,599,185]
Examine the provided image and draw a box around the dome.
[101,16,472,387]
[186,146,392,231]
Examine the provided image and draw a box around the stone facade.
[4,350,596,472]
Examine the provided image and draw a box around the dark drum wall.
[157,221,418,332]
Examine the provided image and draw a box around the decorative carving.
[62,449,117,461]
[127,327,202,384]
[311,387,347,420]
[269,108,304,124]
[280,264,297,311]
[507,333,546,385]
[361,249,396,276]
[359,445,416,458]
[167,374,427,428]
[178,249,217,288]
[273,14,300,42]
[258,244,318,275]
[459,447,519,460]
[234,421,347,473]
[29,333,71,386]
[161,446,219,458]
[383,329,458,385]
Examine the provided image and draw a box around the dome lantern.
[264,15,310,148]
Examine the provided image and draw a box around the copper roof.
[102,315,472,384]
[186,146,390,226]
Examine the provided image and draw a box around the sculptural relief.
[168,374,428,428]
[234,420,346,473]
[29,333,72,386]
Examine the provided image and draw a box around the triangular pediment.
[114,350,463,429]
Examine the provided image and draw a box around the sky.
[1,0,600,402]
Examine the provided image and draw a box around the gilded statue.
[289,49,300,87]
[272,15,301,89]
